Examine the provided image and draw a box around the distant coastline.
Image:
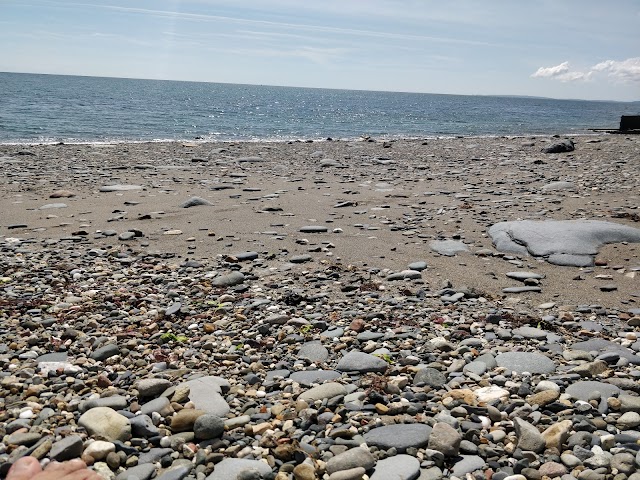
[3,70,639,103]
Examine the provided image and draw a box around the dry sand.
[1,135,639,311]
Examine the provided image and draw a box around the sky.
[1,0,639,101]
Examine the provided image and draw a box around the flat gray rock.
[408,261,428,271]
[155,465,190,480]
[548,253,593,267]
[298,382,347,403]
[414,367,446,387]
[37,352,68,363]
[320,159,345,168]
[356,331,385,342]
[542,181,575,192]
[364,424,432,452]
[80,395,128,413]
[512,326,549,340]
[263,369,290,385]
[138,448,174,465]
[136,378,171,398]
[130,414,159,437]
[336,351,388,373]
[489,220,640,266]
[300,225,328,233]
[297,341,329,363]
[39,203,67,209]
[139,397,170,416]
[100,184,143,192]
[179,196,212,208]
[118,231,136,241]
[290,254,312,263]
[49,435,83,461]
[571,339,640,364]
[369,454,420,480]
[164,302,181,316]
[205,458,272,479]
[463,360,487,376]
[289,370,341,386]
[566,381,621,401]
[506,272,544,281]
[495,352,556,374]
[451,455,486,477]
[115,463,156,480]
[233,251,258,261]
[321,327,344,339]
[429,240,469,256]
[183,376,230,416]
[90,343,119,361]
[387,270,422,281]
[326,447,375,475]
[211,271,245,287]
[503,286,542,293]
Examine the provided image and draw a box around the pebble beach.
[1,135,640,480]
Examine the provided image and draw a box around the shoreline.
[0,131,612,147]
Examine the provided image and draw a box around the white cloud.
[531,61,591,82]
[591,57,640,83]
[532,57,640,84]
[531,61,570,78]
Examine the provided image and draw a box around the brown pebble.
[106,451,121,469]
[274,443,296,461]
[293,463,316,480]
[96,375,112,388]
[349,318,365,332]
[170,408,206,432]
[608,397,622,410]
[31,439,52,459]
[527,390,560,407]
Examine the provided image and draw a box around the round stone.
[78,407,131,442]
[194,414,225,440]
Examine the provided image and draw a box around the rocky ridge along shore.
[1,135,639,479]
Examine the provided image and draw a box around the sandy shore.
[1,135,639,311]
[1,135,640,480]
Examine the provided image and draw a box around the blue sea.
[0,72,637,144]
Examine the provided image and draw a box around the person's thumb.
[6,457,42,480]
